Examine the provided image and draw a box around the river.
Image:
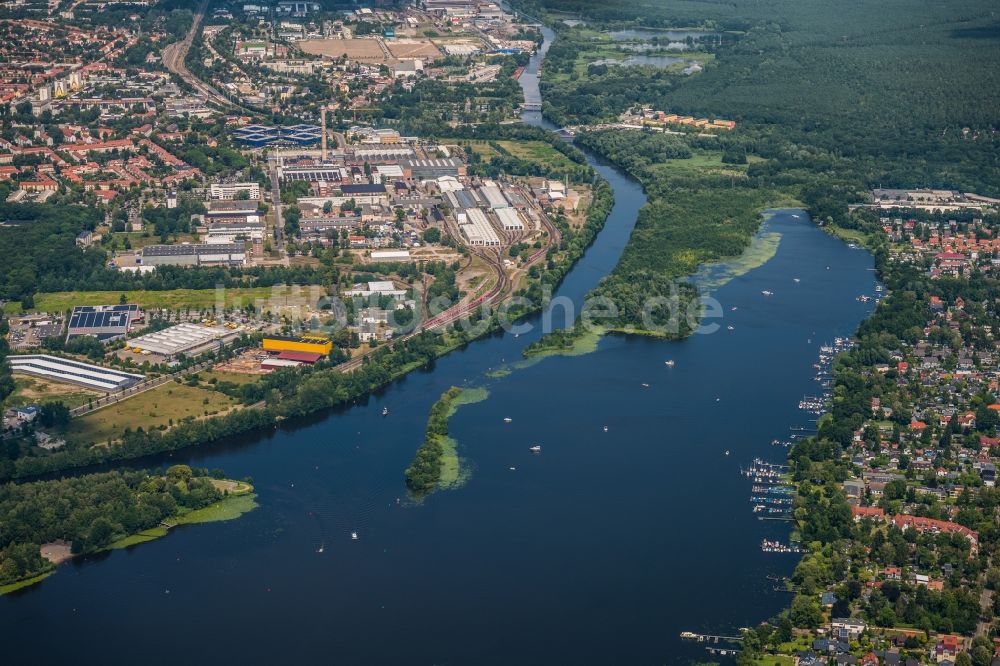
[0,26,877,665]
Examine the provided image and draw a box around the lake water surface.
[0,24,877,666]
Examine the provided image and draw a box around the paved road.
[267,151,286,256]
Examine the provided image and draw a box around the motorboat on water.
[664,360,675,367]
[504,417,512,423]
[727,325,734,331]
[603,425,609,432]
[761,290,773,296]
[641,383,650,388]
[351,532,358,541]
[382,406,389,417]
[793,278,800,283]
[529,445,541,453]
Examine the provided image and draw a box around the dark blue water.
[0,26,878,666]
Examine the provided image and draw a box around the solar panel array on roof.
[67,304,140,342]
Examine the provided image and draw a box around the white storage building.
[459,208,500,246]
[479,183,509,209]
[495,207,524,231]
[9,354,144,392]
[128,323,240,360]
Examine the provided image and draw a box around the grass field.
[3,286,322,315]
[446,139,579,171]
[447,139,501,160]
[199,370,260,386]
[649,150,748,177]
[496,140,580,170]
[65,382,237,445]
[8,376,101,410]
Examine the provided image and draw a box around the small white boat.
[603,425,609,432]
[731,306,738,311]
[529,445,541,453]
[791,214,800,219]
[509,466,516,471]
[317,544,325,553]
[503,417,512,423]
[727,325,734,331]
[641,383,650,388]
[664,360,675,367]
[793,278,800,283]
[761,290,773,296]
[382,407,389,417]
[725,450,730,456]
[351,532,358,541]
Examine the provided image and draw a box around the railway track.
[161,1,240,110]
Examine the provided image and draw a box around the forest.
[564,129,787,335]
[0,465,225,587]
[528,0,1000,196]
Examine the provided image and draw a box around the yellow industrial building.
[262,335,333,356]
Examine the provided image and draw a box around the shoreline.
[0,481,257,596]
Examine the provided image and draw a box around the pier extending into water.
[679,631,743,643]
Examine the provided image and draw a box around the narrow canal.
[0,23,878,666]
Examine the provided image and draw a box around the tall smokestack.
[321,106,328,161]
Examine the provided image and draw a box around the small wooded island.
[0,465,256,594]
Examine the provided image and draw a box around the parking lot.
[7,314,65,350]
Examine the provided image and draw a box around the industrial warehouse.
[262,335,333,356]
[126,323,241,361]
[140,243,248,267]
[9,354,144,392]
[66,304,143,343]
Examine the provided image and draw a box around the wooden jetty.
[680,631,742,643]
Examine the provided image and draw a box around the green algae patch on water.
[691,224,782,292]
[439,387,489,490]
[166,493,259,526]
[446,386,489,415]
[109,526,170,550]
[406,387,490,497]
[522,325,606,361]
